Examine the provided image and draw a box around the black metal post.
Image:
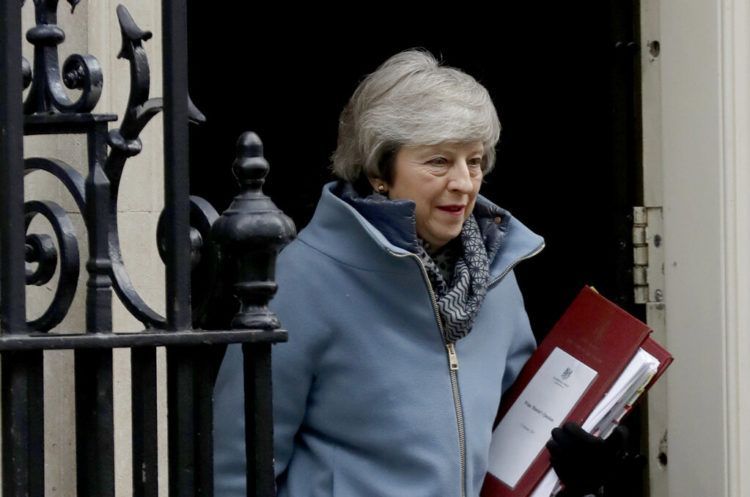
[167,345,217,497]
[75,349,115,497]
[131,347,159,497]
[1,4,45,497]
[162,0,191,330]
[243,344,275,496]
[75,121,116,497]
[212,133,296,497]
[196,353,217,497]
[167,347,199,497]
[162,1,201,496]
[1,351,45,497]
[1,0,28,334]
[85,123,114,331]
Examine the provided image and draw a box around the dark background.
[187,2,646,493]
[187,1,643,336]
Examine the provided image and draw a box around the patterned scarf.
[338,182,505,343]
[416,215,493,343]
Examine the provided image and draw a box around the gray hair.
[331,49,501,184]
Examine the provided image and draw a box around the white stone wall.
[21,2,167,496]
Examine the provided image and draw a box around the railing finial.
[212,132,296,331]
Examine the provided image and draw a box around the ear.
[368,177,388,194]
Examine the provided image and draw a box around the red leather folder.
[481,286,665,497]
[590,336,672,433]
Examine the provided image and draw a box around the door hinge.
[633,206,665,306]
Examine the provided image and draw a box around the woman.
[213,49,631,497]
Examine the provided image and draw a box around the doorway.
[188,1,644,493]
[188,1,642,330]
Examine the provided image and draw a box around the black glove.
[546,422,643,497]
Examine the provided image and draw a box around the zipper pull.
[446,343,459,371]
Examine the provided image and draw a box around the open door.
[188,2,646,494]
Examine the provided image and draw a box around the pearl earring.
[377,184,386,193]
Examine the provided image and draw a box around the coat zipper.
[398,254,468,497]
[388,242,545,497]
[445,341,466,497]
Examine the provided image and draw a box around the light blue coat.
[213,182,544,497]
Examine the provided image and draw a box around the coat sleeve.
[500,271,537,394]
[212,244,329,496]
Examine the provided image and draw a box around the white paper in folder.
[486,348,598,489]
[530,348,660,497]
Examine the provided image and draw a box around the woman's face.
[383,141,484,251]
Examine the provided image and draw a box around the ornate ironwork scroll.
[1,2,294,496]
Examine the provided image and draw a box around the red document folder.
[481,287,667,497]
[588,336,672,435]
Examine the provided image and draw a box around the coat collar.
[297,182,545,280]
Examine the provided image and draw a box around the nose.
[447,160,475,193]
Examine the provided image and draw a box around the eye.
[467,156,483,168]
[426,156,449,166]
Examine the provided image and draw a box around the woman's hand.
[546,422,644,497]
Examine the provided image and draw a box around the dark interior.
[188,1,642,333]
[188,1,645,491]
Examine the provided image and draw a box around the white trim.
[641,0,663,210]
[721,0,750,495]
[660,0,727,495]
[654,0,750,496]
[639,1,670,494]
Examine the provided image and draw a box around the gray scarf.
[416,215,499,342]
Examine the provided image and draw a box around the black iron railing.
[0,2,294,496]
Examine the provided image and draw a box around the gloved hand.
[546,422,640,497]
